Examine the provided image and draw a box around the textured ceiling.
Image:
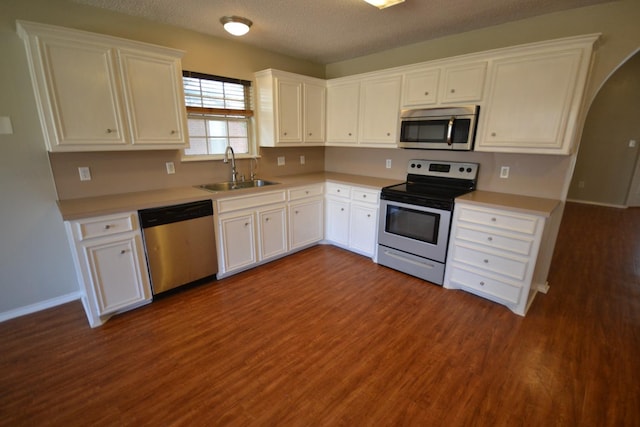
[71,0,612,64]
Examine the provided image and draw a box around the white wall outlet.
[629,139,637,148]
[78,166,91,181]
[300,155,305,165]
[277,156,285,166]
[386,159,392,169]
[578,180,585,189]
[165,161,175,174]
[500,166,510,179]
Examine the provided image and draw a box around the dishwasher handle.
[139,200,213,229]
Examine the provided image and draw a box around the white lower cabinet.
[65,212,152,327]
[288,184,324,251]
[444,202,548,316]
[325,182,379,258]
[218,211,258,274]
[257,205,288,261]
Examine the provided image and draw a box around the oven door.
[378,199,451,263]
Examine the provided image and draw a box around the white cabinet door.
[303,82,326,143]
[359,75,402,145]
[34,37,127,149]
[119,50,186,146]
[325,198,350,247]
[257,205,288,261]
[289,198,324,250]
[83,235,149,315]
[477,49,586,154]
[219,212,257,273]
[276,77,303,143]
[349,204,378,257]
[402,68,440,107]
[326,81,359,144]
[440,62,487,103]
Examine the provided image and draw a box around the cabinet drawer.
[218,190,287,214]
[449,266,522,305]
[451,243,529,281]
[76,213,136,240]
[326,182,351,199]
[351,187,379,205]
[455,225,534,256]
[457,206,538,235]
[288,183,324,201]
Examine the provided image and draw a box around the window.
[182,71,254,159]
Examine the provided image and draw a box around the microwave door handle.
[446,117,455,146]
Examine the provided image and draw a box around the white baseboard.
[0,292,82,323]
[566,198,627,209]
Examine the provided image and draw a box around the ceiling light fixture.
[220,16,252,36]
[363,0,405,9]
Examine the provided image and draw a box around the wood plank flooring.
[1,202,639,426]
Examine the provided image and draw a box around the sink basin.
[198,179,280,192]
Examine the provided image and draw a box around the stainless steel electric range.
[377,159,479,285]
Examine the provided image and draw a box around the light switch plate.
[500,166,510,179]
[78,167,91,181]
[0,116,13,134]
[300,155,305,165]
[277,156,285,166]
[165,161,175,174]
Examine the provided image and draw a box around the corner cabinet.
[17,20,188,152]
[475,34,599,154]
[64,212,152,327]
[444,196,561,316]
[255,69,326,147]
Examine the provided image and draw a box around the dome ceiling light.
[220,16,253,36]
[363,0,405,9]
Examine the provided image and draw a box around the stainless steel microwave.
[398,105,479,150]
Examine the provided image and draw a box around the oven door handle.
[446,116,455,146]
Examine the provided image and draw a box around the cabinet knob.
[367,214,371,218]
[487,236,493,242]
[337,189,340,193]
[106,128,116,134]
[340,208,344,212]
[386,132,391,136]
[484,259,489,264]
[305,191,309,194]
[362,194,366,198]
[450,89,456,93]
[308,132,312,136]
[295,210,299,214]
[244,222,249,227]
[480,281,485,286]
[491,132,497,137]
[265,217,270,222]
[348,133,352,136]
[120,249,127,255]
[424,91,429,96]
[170,130,176,135]
[283,132,288,136]
[104,224,113,230]
[491,217,497,222]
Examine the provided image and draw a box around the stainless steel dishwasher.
[138,200,217,296]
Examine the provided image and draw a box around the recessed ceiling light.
[220,16,253,36]
[364,0,405,9]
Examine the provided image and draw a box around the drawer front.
[289,183,324,201]
[449,266,522,305]
[326,182,351,199]
[76,213,136,240]
[455,225,534,256]
[218,190,287,214]
[452,244,529,281]
[458,207,538,235]
[351,187,379,205]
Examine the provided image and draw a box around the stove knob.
[467,167,472,173]
[410,163,416,168]
[459,167,464,172]
[417,164,422,168]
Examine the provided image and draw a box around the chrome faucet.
[223,146,238,184]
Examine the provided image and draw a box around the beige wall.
[568,52,640,206]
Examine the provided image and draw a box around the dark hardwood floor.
[1,202,639,426]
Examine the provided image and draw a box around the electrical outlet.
[386,159,392,169]
[277,156,285,166]
[629,139,637,148]
[500,166,510,179]
[78,166,91,181]
[300,155,305,165]
[165,161,175,174]
[578,180,585,189]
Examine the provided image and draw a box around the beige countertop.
[455,190,561,217]
[57,172,402,220]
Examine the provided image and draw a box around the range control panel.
[407,160,479,180]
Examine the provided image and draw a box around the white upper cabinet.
[402,68,440,107]
[255,69,325,147]
[326,80,360,144]
[17,20,188,152]
[359,75,402,145]
[440,62,487,104]
[475,35,599,154]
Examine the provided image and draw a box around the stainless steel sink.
[197,179,280,192]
